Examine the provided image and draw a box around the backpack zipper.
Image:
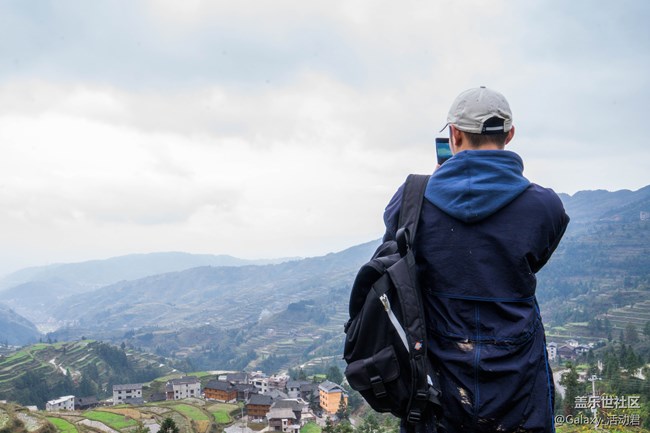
[379,293,410,353]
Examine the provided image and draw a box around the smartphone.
[435,138,452,165]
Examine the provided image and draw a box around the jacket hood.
[424,150,530,223]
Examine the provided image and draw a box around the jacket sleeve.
[530,192,570,273]
[382,183,405,242]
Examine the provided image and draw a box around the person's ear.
[504,125,515,145]
[450,126,463,152]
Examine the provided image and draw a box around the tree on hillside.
[621,344,643,371]
[602,348,620,380]
[158,418,179,433]
[322,419,353,433]
[77,374,98,397]
[560,362,579,416]
[356,413,380,433]
[322,419,335,433]
[625,323,639,344]
[326,365,343,384]
[644,321,650,339]
[336,396,349,420]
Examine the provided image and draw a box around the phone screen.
[435,138,452,165]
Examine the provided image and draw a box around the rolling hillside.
[0,341,175,408]
[0,252,296,332]
[0,186,648,376]
[0,304,41,346]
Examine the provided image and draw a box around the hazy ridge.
[0,186,648,373]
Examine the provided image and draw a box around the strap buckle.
[407,410,421,423]
[369,375,387,399]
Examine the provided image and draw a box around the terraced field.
[0,398,243,433]
[0,341,175,406]
[244,296,348,372]
[544,283,650,346]
[602,300,650,331]
[0,344,70,393]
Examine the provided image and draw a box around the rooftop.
[205,380,234,391]
[47,396,75,405]
[113,383,143,391]
[247,394,273,406]
[318,380,345,393]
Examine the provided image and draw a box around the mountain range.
[1,185,649,370]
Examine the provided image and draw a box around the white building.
[113,383,143,405]
[547,342,557,362]
[46,395,75,411]
[250,372,269,395]
[165,376,201,400]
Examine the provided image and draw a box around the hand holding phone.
[435,138,452,165]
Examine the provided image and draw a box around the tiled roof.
[247,394,273,406]
[272,399,304,411]
[318,380,345,393]
[205,380,234,391]
[267,408,297,420]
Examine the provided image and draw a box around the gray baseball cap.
[442,86,512,134]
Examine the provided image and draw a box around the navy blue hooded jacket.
[384,150,569,433]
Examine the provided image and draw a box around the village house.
[219,372,249,384]
[113,383,143,405]
[286,380,310,399]
[268,374,290,393]
[298,383,318,403]
[235,383,258,402]
[250,372,289,395]
[250,372,269,395]
[75,396,99,410]
[557,345,577,361]
[318,381,347,416]
[204,380,237,402]
[46,395,75,411]
[267,398,312,432]
[547,342,558,362]
[246,393,273,420]
[566,339,579,348]
[267,389,289,400]
[165,376,201,400]
[267,407,298,433]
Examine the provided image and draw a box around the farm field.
[46,417,78,433]
[0,399,245,433]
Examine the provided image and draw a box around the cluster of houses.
[46,371,349,431]
[547,339,594,362]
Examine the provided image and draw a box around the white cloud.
[0,0,648,275]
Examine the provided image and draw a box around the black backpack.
[343,174,440,425]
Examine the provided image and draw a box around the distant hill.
[0,251,296,291]
[558,185,650,230]
[2,185,649,372]
[47,240,380,331]
[45,240,381,371]
[0,252,297,328]
[0,304,41,346]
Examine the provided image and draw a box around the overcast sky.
[1,0,649,276]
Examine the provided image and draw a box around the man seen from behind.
[383,87,570,433]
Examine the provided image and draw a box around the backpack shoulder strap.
[397,174,430,248]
